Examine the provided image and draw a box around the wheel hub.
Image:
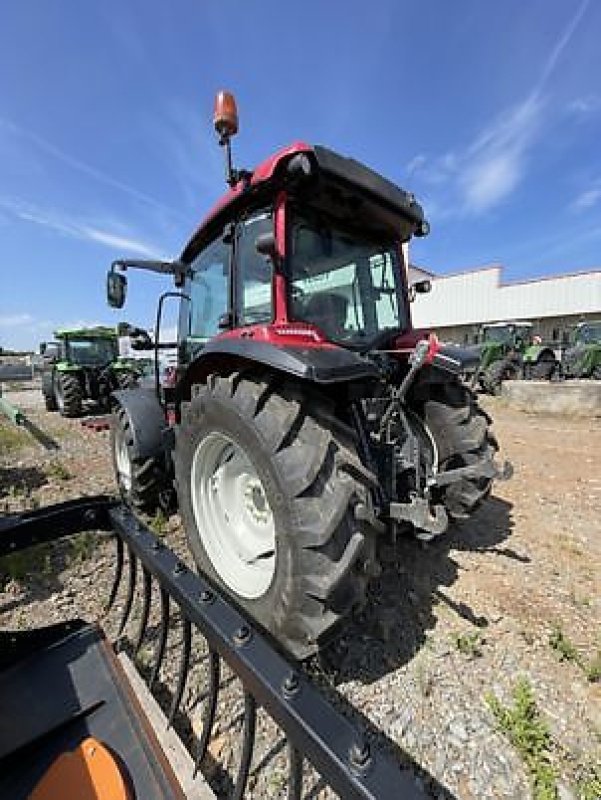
[191,432,276,599]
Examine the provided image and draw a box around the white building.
[410,264,601,344]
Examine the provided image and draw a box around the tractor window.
[187,235,230,342]
[288,212,406,348]
[576,323,601,344]
[66,338,117,365]
[236,212,273,326]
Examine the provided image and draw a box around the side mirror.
[414,279,432,295]
[42,342,59,361]
[255,231,277,260]
[107,270,127,308]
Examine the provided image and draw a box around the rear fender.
[111,388,168,461]
[179,337,379,401]
[522,345,554,363]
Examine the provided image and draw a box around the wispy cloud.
[570,185,601,213]
[0,313,34,327]
[0,117,186,223]
[408,0,589,217]
[566,95,601,116]
[0,195,167,258]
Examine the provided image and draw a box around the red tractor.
[107,92,509,659]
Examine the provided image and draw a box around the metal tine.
[117,549,137,637]
[148,587,170,690]
[133,567,152,655]
[105,536,124,613]
[288,744,304,800]
[232,692,257,800]
[193,648,221,778]
[167,617,192,728]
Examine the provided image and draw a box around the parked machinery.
[40,326,143,417]
[469,321,557,395]
[560,320,601,379]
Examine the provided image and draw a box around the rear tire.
[531,353,557,380]
[421,381,498,520]
[481,359,514,395]
[175,373,378,660]
[110,405,165,514]
[55,373,82,417]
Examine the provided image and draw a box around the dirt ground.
[0,386,599,799]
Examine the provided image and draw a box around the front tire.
[481,359,515,395]
[110,406,166,514]
[175,374,378,660]
[420,381,498,520]
[55,373,83,417]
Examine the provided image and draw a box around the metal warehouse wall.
[411,265,601,328]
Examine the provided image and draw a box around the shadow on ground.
[0,465,48,500]
[319,495,517,685]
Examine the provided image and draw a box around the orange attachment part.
[213,90,239,137]
[30,737,131,800]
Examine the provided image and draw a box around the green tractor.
[472,321,557,395]
[40,326,143,417]
[560,320,601,379]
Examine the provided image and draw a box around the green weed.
[549,625,580,664]
[585,649,601,684]
[68,533,96,564]
[148,510,168,537]
[0,420,30,455]
[454,631,483,658]
[486,678,557,800]
[46,460,72,481]
[576,763,601,800]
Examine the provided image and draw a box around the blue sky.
[1,0,600,350]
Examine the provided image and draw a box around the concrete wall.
[503,380,601,417]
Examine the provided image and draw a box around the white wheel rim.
[114,428,132,492]
[191,432,276,599]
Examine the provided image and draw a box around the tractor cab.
[480,321,533,350]
[55,327,119,367]
[561,320,601,379]
[572,320,601,345]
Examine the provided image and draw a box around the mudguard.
[184,337,380,386]
[522,345,555,364]
[432,344,481,374]
[111,388,167,461]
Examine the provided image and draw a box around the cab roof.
[181,142,428,263]
[483,320,533,328]
[55,325,117,340]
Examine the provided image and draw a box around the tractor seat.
[297,292,348,340]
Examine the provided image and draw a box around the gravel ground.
[0,386,599,799]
